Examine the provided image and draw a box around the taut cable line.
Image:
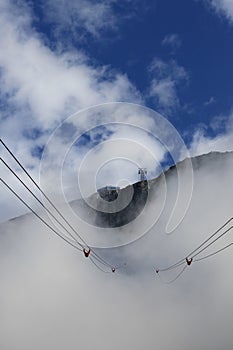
[1,139,118,272]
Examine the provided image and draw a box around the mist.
[1,151,233,350]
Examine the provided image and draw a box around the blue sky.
[1,0,233,219]
[26,0,233,136]
[1,0,233,140]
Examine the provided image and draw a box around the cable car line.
[0,139,115,270]
[1,177,118,272]
[0,178,82,252]
[154,265,187,284]
[0,139,88,247]
[89,256,111,273]
[1,156,84,248]
[167,227,233,282]
[156,217,233,273]
[165,265,187,284]
[192,226,233,260]
[195,241,233,263]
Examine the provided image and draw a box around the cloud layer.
[0,0,142,221]
[148,58,189,113]
[206,0,233,23]
[1,150,233,350]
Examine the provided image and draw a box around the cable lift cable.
[156,217,233,274]
[1,177,119,272]
[160,265,188,284]
[192,226,233,259]
[0,178,82,252]
[0,139,116,270]
[0,158,110,266]
[163,230,233,283]
[167,265,188,284]
[194,241,233,263]
[1,156,84,248]
[89,256,112,273]
[0,140,88,247]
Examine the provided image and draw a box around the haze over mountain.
[1,151,233,350]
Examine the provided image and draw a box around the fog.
[1,151,233,350]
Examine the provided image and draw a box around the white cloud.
[35,0,143,42]
[0,8,139,130]
[206,0,233,23]
[40,0,117,40]
[150,78,177,110]
[204,96,216,106]
[0,0,141,210]
[77,125,166,195]
[0,0,141,127]
[189,113,233,156]
[161,33,182,51]
[1,100,192,237]
[1,150,233,350]
[148,58,189,113]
